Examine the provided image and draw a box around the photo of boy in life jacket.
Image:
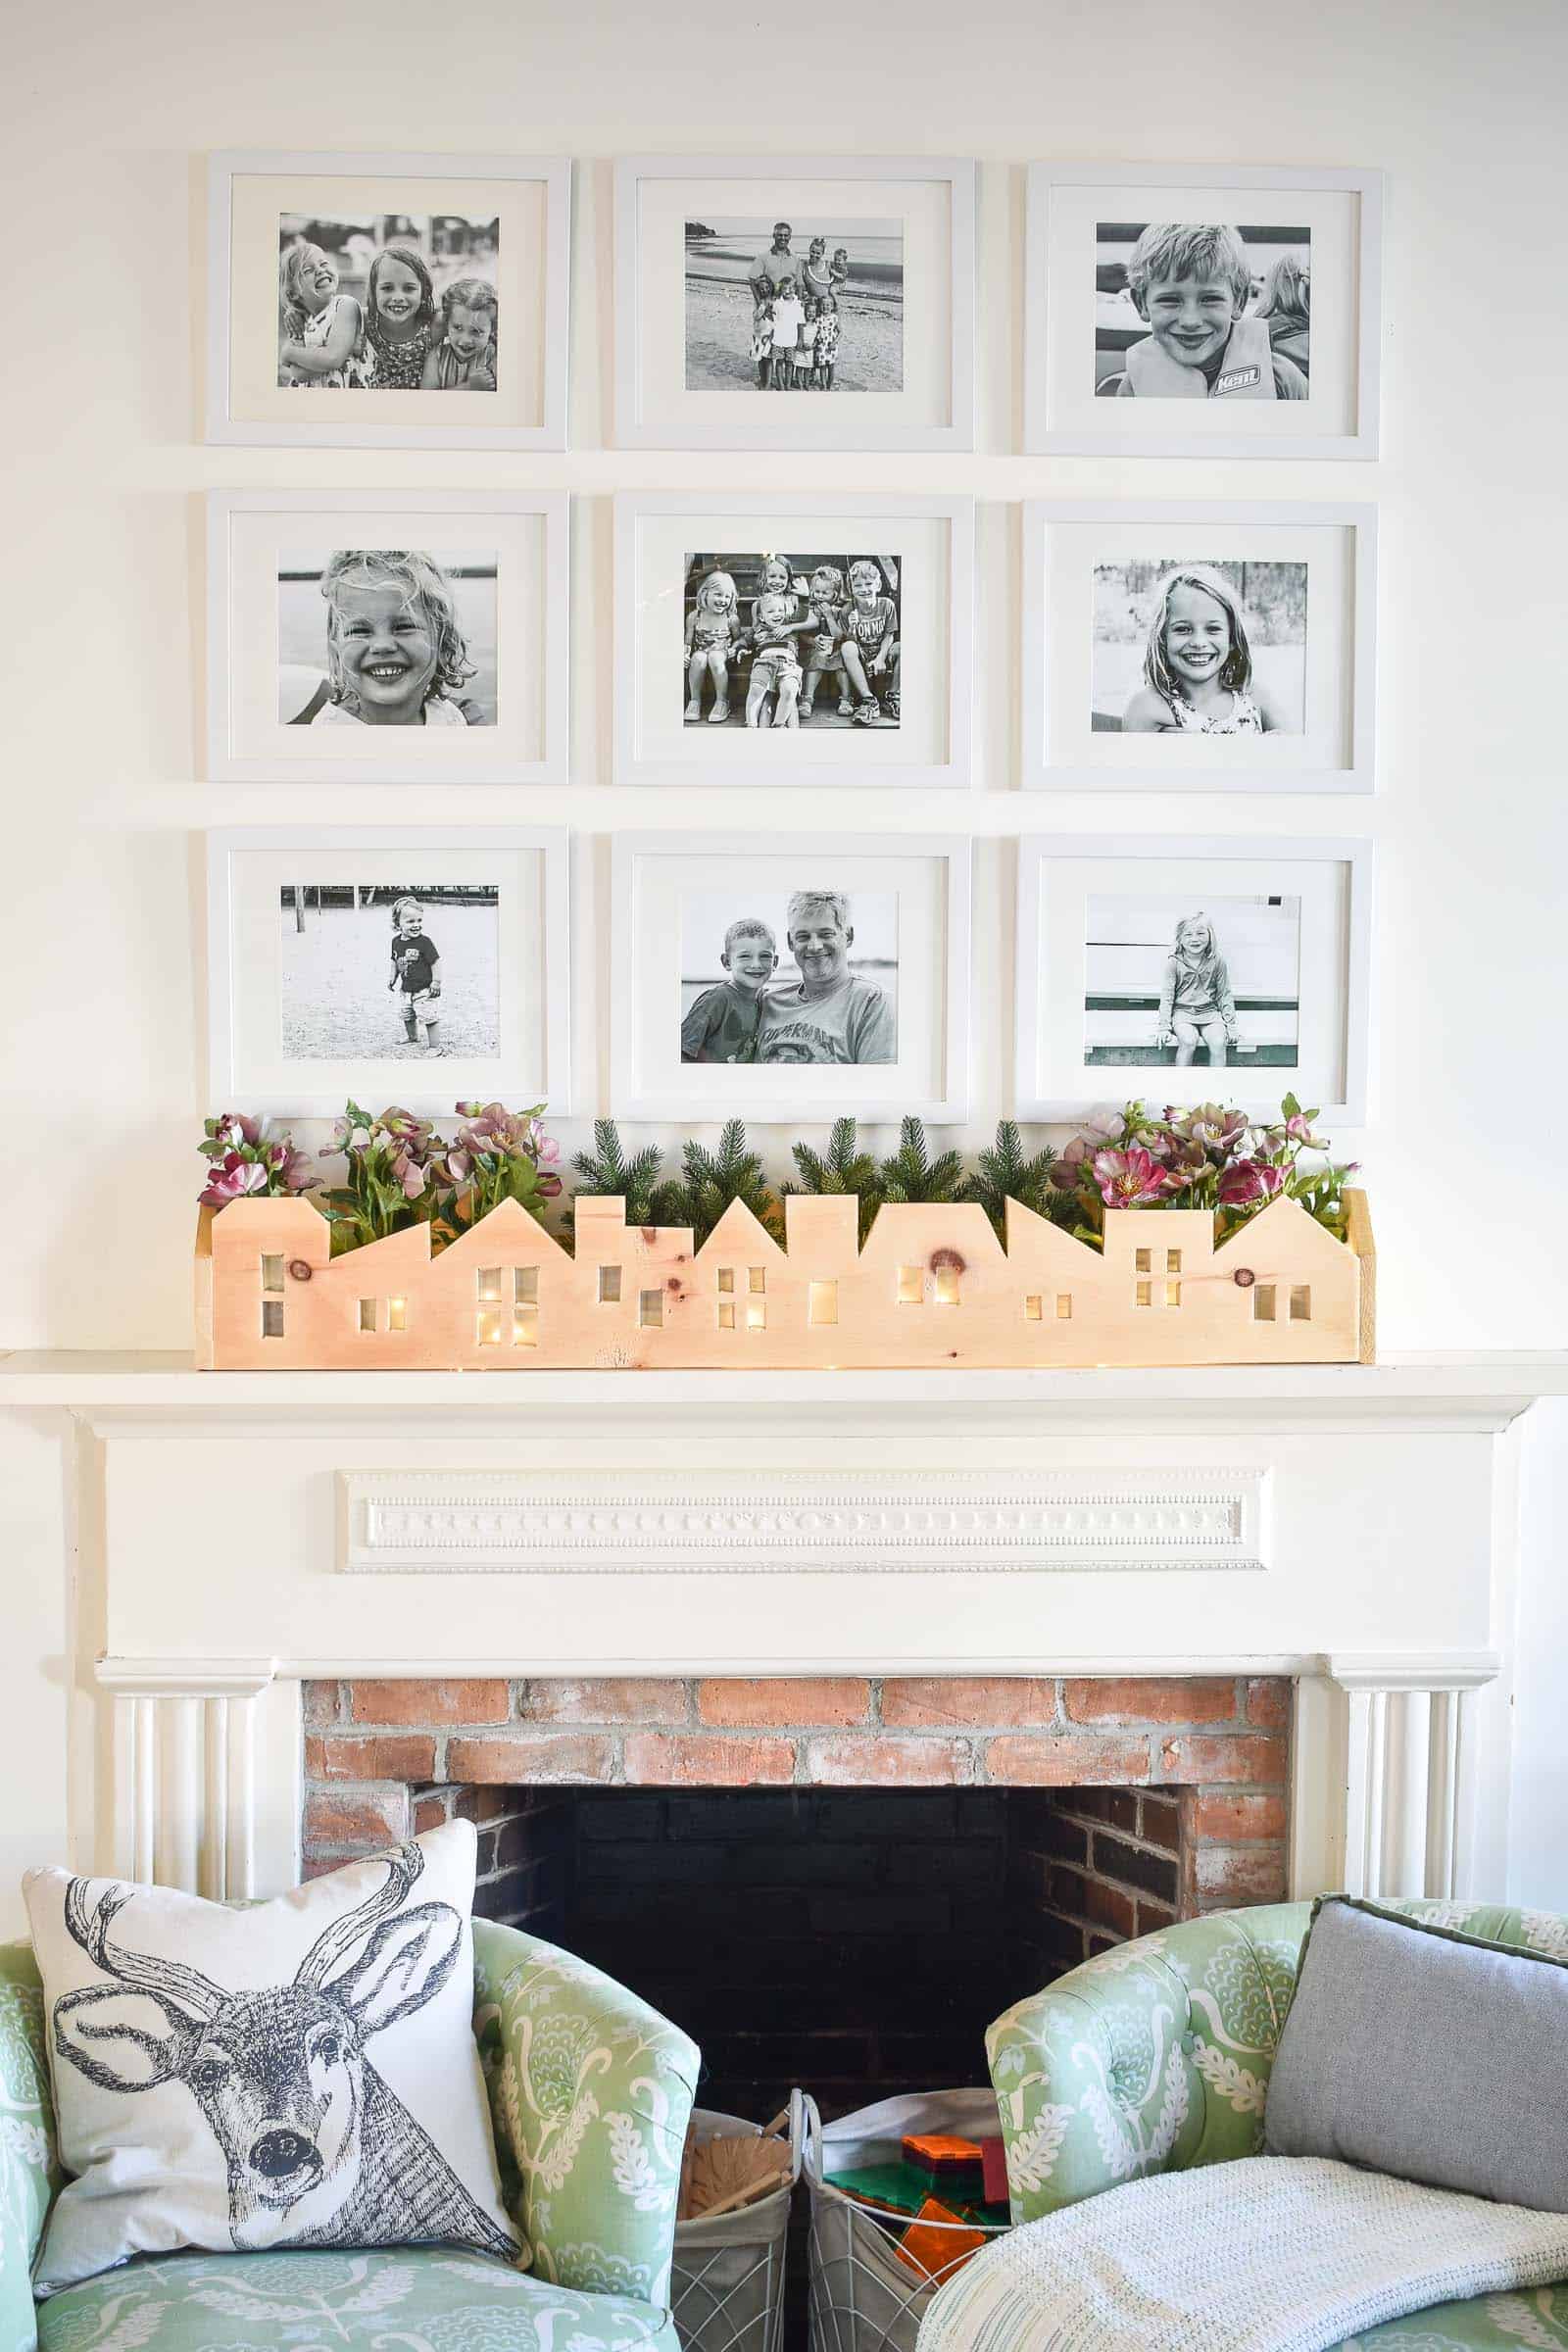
[1099,221,1307,402]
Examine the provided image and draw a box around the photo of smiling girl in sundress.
[275,213,499,392]
[1092,559,1306,737]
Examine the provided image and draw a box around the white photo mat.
[206,491,568,786]
[613,154,975,451]
[1015,835,1372,1124]
[1022,501,1377,795]
[206,151,570,449]
[611,831,971,1122]
[614,494,973,789]
[207,827,571,1117]
[1025,163,1382,460]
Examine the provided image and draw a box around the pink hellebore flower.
[209,1111,262,1151]
[1285,1112,1325,1147]
[378,1107,433,1152]
[1092,1147,1179,1209]
[536,1134,560,1166]
[1217,1159,1286,1208]
[199,1152,270,1208]
[1178,1103,1249,1157]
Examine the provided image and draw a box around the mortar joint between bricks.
[510,1679,527,1721]
[680,1680,700,1727]
[868,1679,885,1729]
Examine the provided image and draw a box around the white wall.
[3,0,1566,1929]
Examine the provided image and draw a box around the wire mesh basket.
[669,2092,809,2352]
[806,2089,1010,2352]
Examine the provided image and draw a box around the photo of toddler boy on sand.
[277,212,499,393]
[684,216,904,393]
[1094,221,1310,401]
[277,882,500,1062]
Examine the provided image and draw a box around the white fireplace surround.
[6,1352,1562,1922]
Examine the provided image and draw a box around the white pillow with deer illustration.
[24,1818,523,2294]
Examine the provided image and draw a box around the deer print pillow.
[24,1819,522,2294]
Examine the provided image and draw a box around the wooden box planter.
[196,1188,1374,1371]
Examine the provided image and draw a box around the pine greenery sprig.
[566,1118,665,1232]
[783,1117,884,1245]
[652,1119,783,1251]
[874,1116,966,1207]
[960,1120,1063,1241]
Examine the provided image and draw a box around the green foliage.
[874,1116,965,1207]
[566,1118,665,1233]
[960,1120,1064,1241]
[651,1119,783,1250]
[783,1117,884,1245]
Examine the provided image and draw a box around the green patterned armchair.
[0,1920,700,2352]
[985,1897,1568,2352]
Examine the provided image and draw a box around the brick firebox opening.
[303,1675,1290,2127]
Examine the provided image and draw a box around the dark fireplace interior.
[469,1779,1185,2124]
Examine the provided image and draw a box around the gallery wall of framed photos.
[188,147,1387,1156]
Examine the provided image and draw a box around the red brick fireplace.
[302,1674,1290,2123]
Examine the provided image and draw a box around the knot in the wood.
[1233,1266,1255,1289]
[287,1259,313,1283]
[930,1247,966,1275]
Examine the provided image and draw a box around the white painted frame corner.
[206,150,571,450]
[1021,498,1379,797]
[612,153,976,452]
[610,828,972,1123]
[1024,161,1384,461]
[204,489,571,787]
[613,491,975,791]
[206,824,573,1118]
[1013,831,1374,1125]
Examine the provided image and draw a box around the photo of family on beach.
[276,548,498,730]
[1091,559,1307,737]
[680,887,899,1065]
[277,881,501,1061]
[1083,893,1301,1071]
[277,211,499,391]
[684,216,905,394]
[1095,220,1310,402]
[683,552,902,730]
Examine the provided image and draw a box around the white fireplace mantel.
[7,1348,1564,1927]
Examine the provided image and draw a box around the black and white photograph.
[683,552,902,730]
[1091,559,1307,737]
[1095,221,1310,402]
[207,491,567,786]
[278,549,499,731]
[1084,893,1301,1071]
[277,210,499,393]
[277,882,501,1061]
[684,215,905,394]
[680,886,899,1066]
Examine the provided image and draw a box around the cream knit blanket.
[916,2157,1568,2352]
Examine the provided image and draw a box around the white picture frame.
[205,491,570,787]
[1025,162,1383,460]
[614,492,974,790]
[1014,834,1373,1126]
[611,831,971,1123]
[1022,500,1377,795]
[206,150,570,450]
[206,827,572,1118]
[613,153,976,451]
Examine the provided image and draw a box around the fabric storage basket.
[806,2089,1010,2352]
[670,2094,808,2352]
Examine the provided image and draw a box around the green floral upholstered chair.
[0,1918,700,2352]
[985,1897,1568,2352]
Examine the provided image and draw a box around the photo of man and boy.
[680,889,898,1066]
[1095,220,1310,402]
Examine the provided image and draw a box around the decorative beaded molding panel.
[339,1468,1271,1575]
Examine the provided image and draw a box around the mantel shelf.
[3,1348,1567,1431]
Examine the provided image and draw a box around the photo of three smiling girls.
[277,211,498,391]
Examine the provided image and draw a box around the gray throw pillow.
[1265,1895,1568,2212]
